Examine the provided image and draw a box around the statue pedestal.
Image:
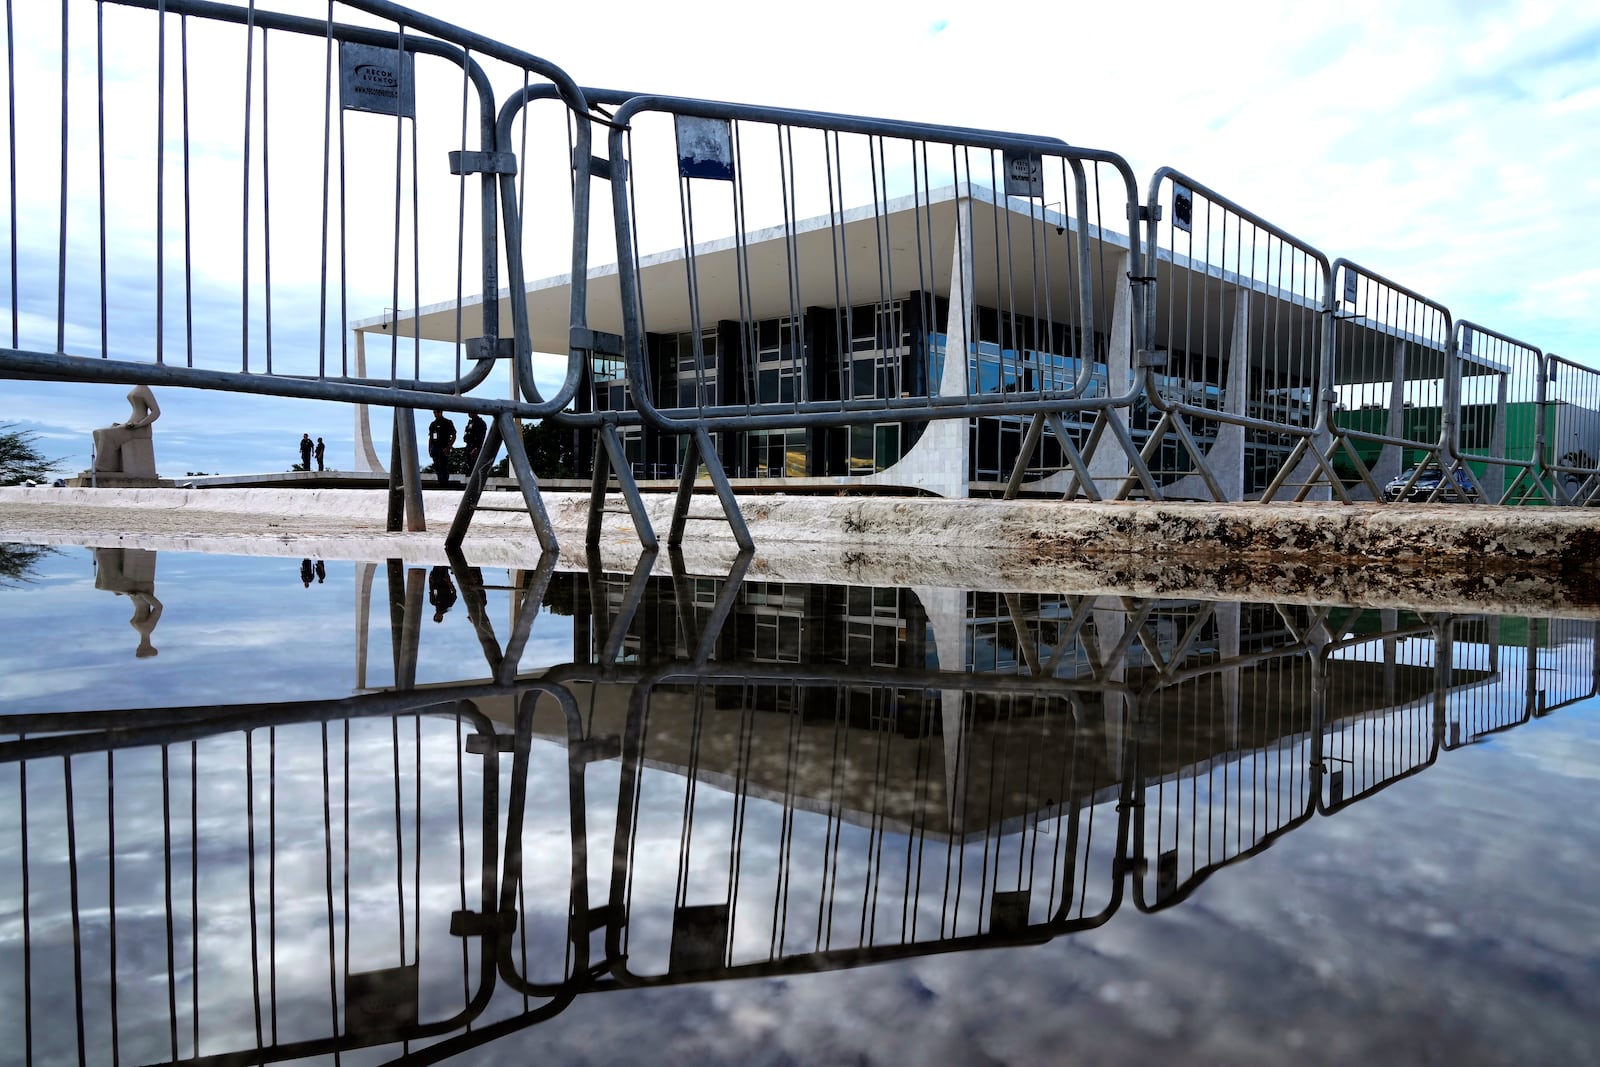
[95,547,157,593]
[68,473,176,488]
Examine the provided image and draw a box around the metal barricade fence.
[587,94,1153,548]
[1531,616,1600,714]
[1543,353,1600,505]
[3,0,1593,559]
[1141,169,1337,503]
[1318,614,1446,812]
[1450,320,1550,505]
[1440,615,1529,748]
[0,692,517,1067]
[594,662,1131,986]
[1129,604,1326,910]
[1,0,594,403]
[1323,260,1455,502]
[0,0,600,550]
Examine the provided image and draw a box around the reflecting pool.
[2,543,1599,1066]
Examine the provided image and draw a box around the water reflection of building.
[12,570,1593,1066]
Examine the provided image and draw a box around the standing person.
[427,409,457,487]
[314,436,326,471]
[463,412,487,476]
[299,433,313,470]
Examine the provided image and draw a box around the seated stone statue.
[92,384,161,476]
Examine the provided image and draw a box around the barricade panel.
[593,94,1148,499]
[0,698,511,1065]
[1129,603,1322,910]
[1543,353,1600,505]
[1325,260,1454,502]
[600,669,1125,984]
[1318,615,1445,811]
[1451,320,1548,505]
[1142,170,1332,501]
[0,0,591,417]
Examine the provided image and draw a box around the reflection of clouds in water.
[1494,715,1600,783]
[0,550,579,710]
[427,704,1600,1067]
[0,713,536,1064]
[5,547,1600,1063]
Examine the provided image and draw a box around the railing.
[4,0,1598,561]
[1322,260,1455,501]
[1141,169,1334,502]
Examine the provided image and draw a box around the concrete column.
[353,330,387,475]
[355,561,375,691]
[1086,249,1135,488]
[1216,600,1241,748]
[1091,597,1130,777]
[1165,287,1247,500]
[870,197,974,498]
[914,585,974,832]
[1372,341,1408,493]
[1381,607,1399,708]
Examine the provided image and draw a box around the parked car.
[1382,464,1480,503]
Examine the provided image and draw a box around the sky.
[1,0,1597,479]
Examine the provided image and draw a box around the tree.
[0,423,62,485]
[486,419,577,479]
[522,418,577,479]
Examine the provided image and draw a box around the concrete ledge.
[4,486,1600,613]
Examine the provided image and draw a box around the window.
[669,329,718,409]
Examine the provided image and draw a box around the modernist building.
[356,181,1590,502]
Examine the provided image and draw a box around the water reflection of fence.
[4,568,1594,1064]
[3,1,1595,563]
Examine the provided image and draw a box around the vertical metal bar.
[316,6,332,377]
[155,0,166,364]
[261,30,273,374]
[65,756,87,1066]
[319,722,340,1055]
[106,751,121,1064]
[180,13,194,366]
[57,0,68,354]
[244,732,265,1054]
[4,0,15,347]
[95,1,107,358]
[266,730,277,1042]
[161,745,179,1060]
[240,3,255,372]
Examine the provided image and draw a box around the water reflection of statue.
[128,592,163,657]
[94,547,163,658]
[92,384,162,475]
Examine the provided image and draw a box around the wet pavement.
[1,543,1598,1066]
